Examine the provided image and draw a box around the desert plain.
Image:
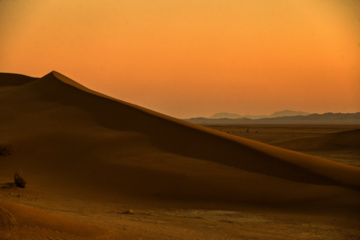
[0,72,360,239]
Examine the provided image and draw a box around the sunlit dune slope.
[0,201,102,239]
[0,71,360,209]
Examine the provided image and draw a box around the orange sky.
[0,0,359,118]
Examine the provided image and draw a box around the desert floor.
[1,72,360,239]
[1,176,360,240]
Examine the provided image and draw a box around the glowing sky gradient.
[0,0,359,118]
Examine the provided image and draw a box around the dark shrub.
[14,172,26,188]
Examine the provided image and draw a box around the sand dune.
[0,73,36,93]
[0,71,360,239]
[0,73,36,87]
[275,129,360,151]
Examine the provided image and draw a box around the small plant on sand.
[14,171,26,188]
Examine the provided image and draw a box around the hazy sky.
[0,0,359,118]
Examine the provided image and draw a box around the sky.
[0,0,359,118]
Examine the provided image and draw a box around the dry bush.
[14,172,26,188]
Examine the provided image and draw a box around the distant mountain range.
[210,110,310,120]
[186,112,360,125]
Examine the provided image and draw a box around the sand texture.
[0,71,359,239]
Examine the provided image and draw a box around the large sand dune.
[0,71,360,239]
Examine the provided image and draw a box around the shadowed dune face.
[0,71,360,210]
[0,73,37,93]
[0,73,36,87]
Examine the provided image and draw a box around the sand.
[0,71,359,239]
[207,125,360,168]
